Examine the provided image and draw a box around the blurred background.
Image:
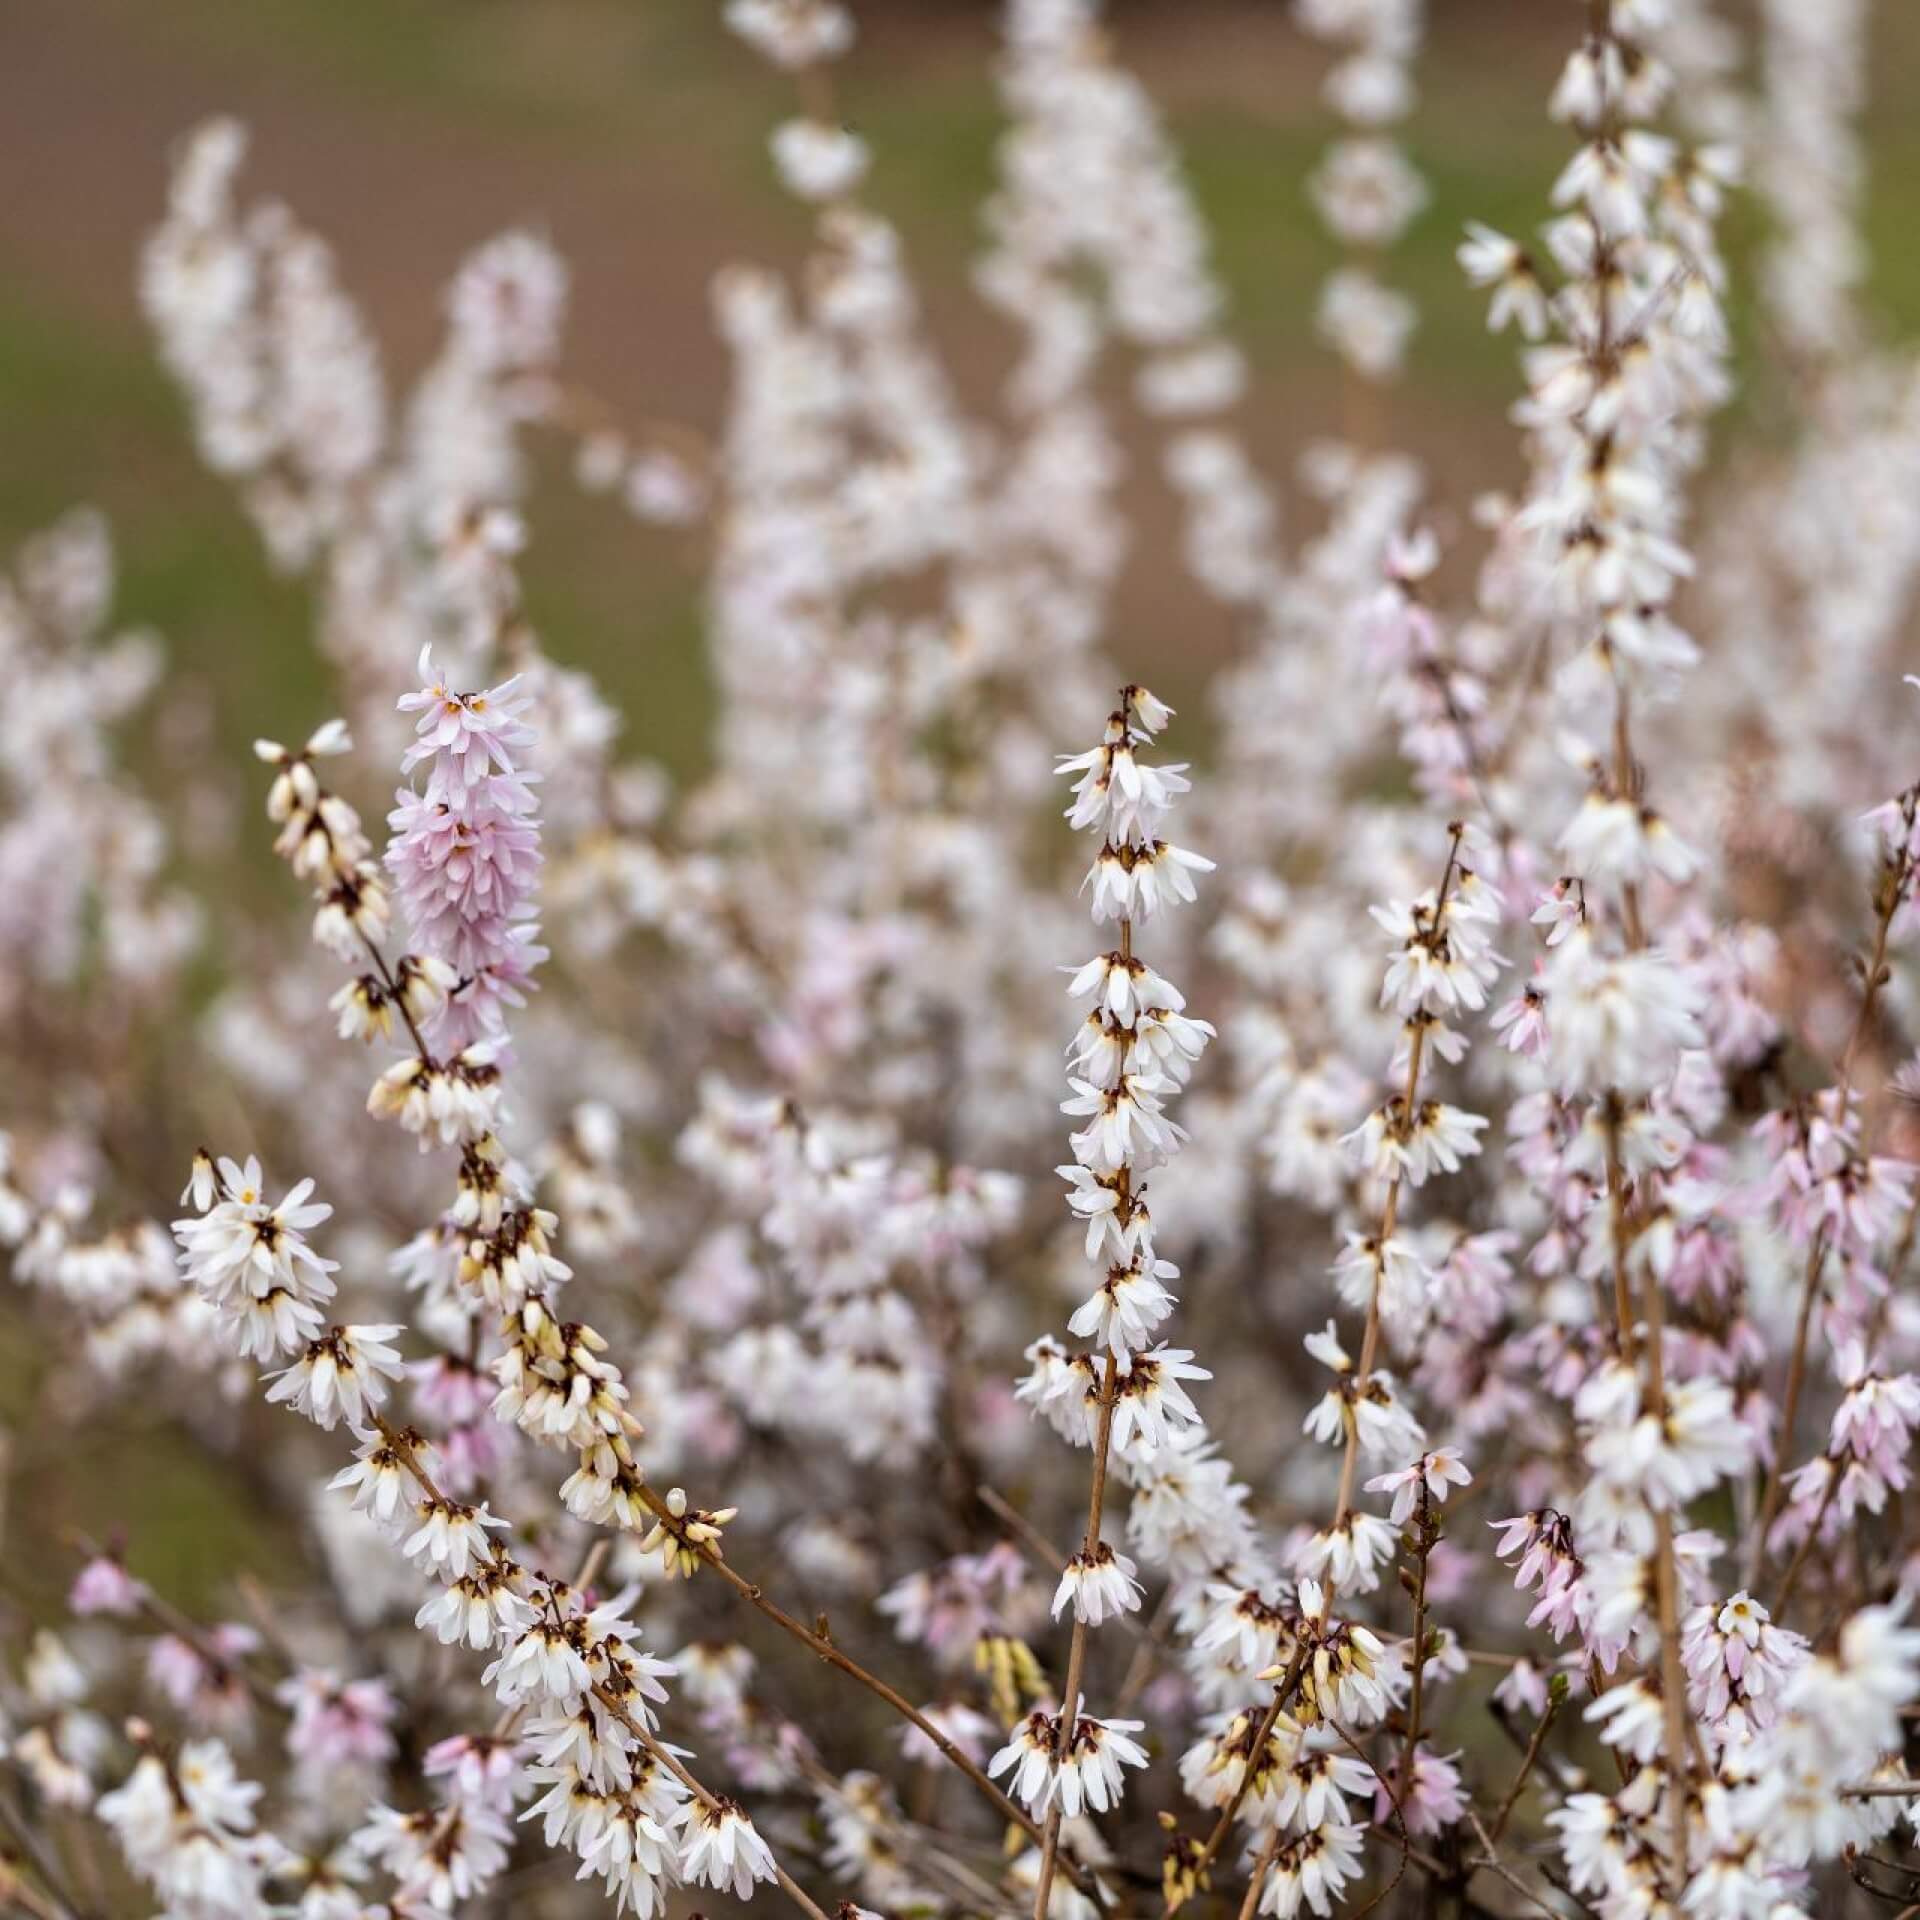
[2,0,1917,798]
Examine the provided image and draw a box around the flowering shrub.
[5,1,1920,1917]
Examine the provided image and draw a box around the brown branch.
[1181,1642,1311,1900]
[1752,837,1911,1584]
[1487,1686,1564,1846]
[618,1474,1106,1906]
[1032,1351,1121,1920]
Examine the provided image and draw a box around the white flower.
[1056,1714,1149,1818]
[1062,1071,1185,1174]
[1365,1448,1472,1525]
[485,1621,595,1707]
[417,1568,534,1651]
[725,0,853,68]
[769,119,869,201]
[1543,931,1703,1096]
[263,1325,406,1430]
[1291,1589,1392,1725]
[402,1498,510,1581]
[1065,951,1187,1025]
[1258,1821,1366,1918]
[1585,1375,1751,1510]
[675,1797,777,1900]
[1085,839,1216,924]
[988,1711,1060,1817]
[1109,1346,1210,1451]
[367,1048,506,1147]
[1457,222,1549,337]
[1317,267,1415,378]
[1059,1159,1144,1267]
[1585,1676,1668,1762]
[1294,1513,1399,1595]
[1404,1103,1488,1184]
[1560,793,1700,889]
[1309,137,1429,249]
[1068,1255,1178,1361]
[1331,1232,1430,1323]
[1051,1542,1143,1626]
[329,1432,419,1529]
[172,1156,338,1332]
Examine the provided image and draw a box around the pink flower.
[386,647,546,1053]
[69,1556,147,1618]
[1379,1745,1467,1836]
[1366,1447,1473,1524]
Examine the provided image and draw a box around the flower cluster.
[6,5,1920,1920]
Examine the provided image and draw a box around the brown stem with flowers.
[1751,823,1912,1586]
[1603,663,1703,1878]
[1035,753,1157,1920]
[1031,1348,1121,1920]
[623,1715,831,1920]
[1235,1825,1282,1920]
[354,1414,837,1920]
[1394,1478,1436,1807]
[1332,823,1465,1532]
[615,1468,1105,1900]
[1177,1641,1311,1903]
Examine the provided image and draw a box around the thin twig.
[1752,837,1911,1584]
[1183,1643,1310,1898]
[1488,1689,1564,1847]
[1465,1808,1574,1920]
[624,1714,833,1920]
[1235,1826,1281,1920]
[0,1782,85,1920]
[1324,1716,1408,1919]
[619,1472,1107,1907]
[1032,1351,1121,1920]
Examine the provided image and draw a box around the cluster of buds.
[256,722,389,958]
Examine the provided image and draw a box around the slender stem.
[1771,1456,1844,1619]
[1182,1643,1310,1898]
[1324,1717,1409,1919]
[1751,843,1909,1582]
[1465,1809,1569,1920]
[1332,830,1462,1531]
[1609,681,1647,953]
[1394,1482,1434,1807]
[1639,1262,1693,1877]
[0,1784,84,1920]
[623,1708,832,1920]
[1487,1690,1563,1846]
[1236,1827,1281,1920]
[356,928,434,1064]
[618,1473,1102,1901]
[1032,1351,1120,1920]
